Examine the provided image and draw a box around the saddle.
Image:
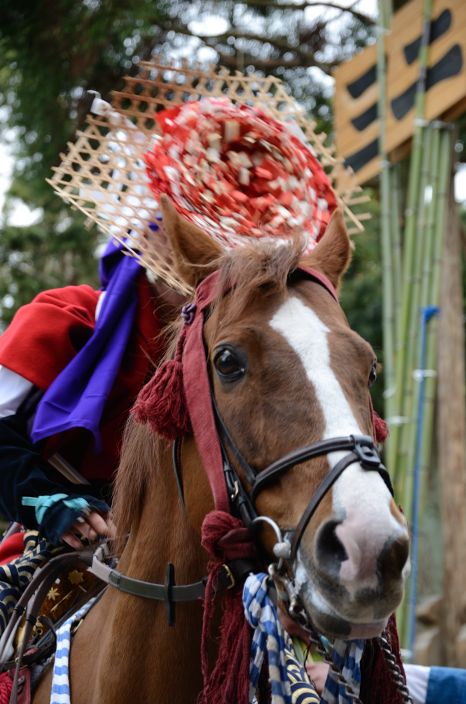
[0,531,104,704]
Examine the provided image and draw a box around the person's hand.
[61,510,116,549]
[306,662,330,694]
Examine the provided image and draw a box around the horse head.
[146,196,410,641]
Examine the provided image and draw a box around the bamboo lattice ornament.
[48,61,369,294]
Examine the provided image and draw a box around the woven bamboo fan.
[48,60,370,294]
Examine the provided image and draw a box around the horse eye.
[369,360,377,386]
[213,346,246,382]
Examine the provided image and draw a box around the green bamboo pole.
[396,126,436,648]
[388,0,433,486]
[419,128,453,471]
[398,127,452,649]
[389,164,403,317]
[376,0,396,425]
[396,125,435,497]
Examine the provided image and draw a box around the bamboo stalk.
[389,164,403,323]
[398,126,453,651]
[420,127,453,470]
[376,0,396,425]
[388,0,433,485]
[398,125,434,503]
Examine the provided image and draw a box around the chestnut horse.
[34,198,409,704]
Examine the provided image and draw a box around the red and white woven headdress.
[48,61,369,293]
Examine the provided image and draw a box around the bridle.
[213,399,394,562]
[89,265,394,614]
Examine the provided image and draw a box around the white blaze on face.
[269,296,402,590]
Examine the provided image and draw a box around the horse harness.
[88,266,393,624]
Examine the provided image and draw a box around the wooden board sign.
[334,0,466,185]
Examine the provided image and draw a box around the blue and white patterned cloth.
[319,633,364,703]
[243,572,292,704]
[243,572,365,704]
[50,596,98,704]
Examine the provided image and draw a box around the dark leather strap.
[251,436,375,500]
[104,566,206,603]
[212,396,257,487]
[172,437,185,509]
[290,451,359,560]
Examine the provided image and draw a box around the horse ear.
[160,195,223,288]
[301,209,352,290]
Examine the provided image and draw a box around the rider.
[0,240,176,549]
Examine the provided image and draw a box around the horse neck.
[75,438,215,704]
[118,438,212,581]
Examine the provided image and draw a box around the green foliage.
[0,212,100,329]
[340,193,384,413]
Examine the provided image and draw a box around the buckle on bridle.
[352,435,382,469]
[221,564,236,589]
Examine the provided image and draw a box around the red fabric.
[369,396,389,445]
[0,276,164,481]
[145,100,337,252]
[199,511,256,704]
[0,532,24,566]
[63,275,164,480]
[0,285,99,391]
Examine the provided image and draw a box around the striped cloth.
[320,636,365,704]
[285,645,320,704]
[243,573,319,704]
[50,596,98,704]
[0,531,64,636]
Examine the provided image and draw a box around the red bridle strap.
[181,266,339,512]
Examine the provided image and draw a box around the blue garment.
[426,667,466,704]
[31,242,142,450]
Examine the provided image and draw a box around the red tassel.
[360,614,406,704]
[372,410,389,444]
[198,511,257,704]
[132,357,191,439]
[0,672,12,704]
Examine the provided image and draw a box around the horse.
[33,196,410,704]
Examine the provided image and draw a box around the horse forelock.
[213,236,304,322]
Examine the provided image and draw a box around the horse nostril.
[379,534,410,581]
[315,520,348,576]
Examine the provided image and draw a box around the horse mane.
[112,236,304,542]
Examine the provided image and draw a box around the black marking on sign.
[351,102,378,131]
[347,64,377,99]
[391,44,463,120]
[345,138,379,173]
[404,9,452,65]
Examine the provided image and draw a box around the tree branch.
[207,0,374,25]
[158,18,338,75]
